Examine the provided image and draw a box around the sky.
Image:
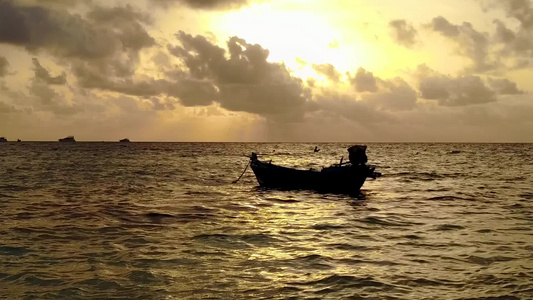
[0,0,532,142]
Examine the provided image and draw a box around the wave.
[193,233,280,248]
[291,274,393,289]
[428,195,470,201]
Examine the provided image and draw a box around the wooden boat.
[58,136,76,142]
[119,138,130,143]
[249,145,380,195]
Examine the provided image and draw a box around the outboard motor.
[348,145,368,165]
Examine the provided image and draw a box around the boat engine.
[348,145,368,165]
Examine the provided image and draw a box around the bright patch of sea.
[0,142,531,299]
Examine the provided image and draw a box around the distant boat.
[17,139,21,142]
[0,137,7,142]
[59,136,76,142]
[119,138,130,143]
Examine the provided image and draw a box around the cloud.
[312,63,341,82]
[487,77,523,94]
[169,31,309,120]
[0,101,16,113]
[481,0,533,69]
[428,16,495,72]
[349,67,378,92]
[429,16,460,37]
[498,0,533,30]
[417,65,496,106]
[365,78,418,111]
[493,19,515,43]
[86,5,154,51]
[310,91,393,124]
[346,67,417,110]
[24,0,85,8]
[389,19,417,47]
[0,56,8,77]
[166,78,218,106]
[491,19,532,68]
[68,31,309,118]
[0,1,154,60]
[32,58,66,85]
[0,0,113,58]
[28,79,81,115]
[149,0,251,10]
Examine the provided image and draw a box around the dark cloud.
[417,65,496,106]
[169,31,309,120]
[86,5,154,51]
[312,63,341,82]
[29,80,59,106]
[347,67,417,111]
[429,16,460,37]
[389,19,417,47]
[72,70,160,97]
[0,56,8,77]
[0,101,16,113]
[498,0,533,30]
[349,67,378,93]
[491,19,532,68]
[365,78,418,111]
[56,4,157,95]
[487,77,523,94]
[0,1,154,59]
[428,16,495,72]
[311,91,393,124]
[27,77,81,115]
[71,56,218,109]
[149,0,251,10]
[26,0,85,8]
[0,0,114,57]
[481,1,533,69]
[166,78,218,106]
[32,58,66,85]
[493,19,515,43]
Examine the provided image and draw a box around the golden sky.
[0,0,532,141]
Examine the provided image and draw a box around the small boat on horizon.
[0,137,7,142]
[119,138,130,143]
[17,139,21,142]
[59,136,76,142]
[247,145,380,196]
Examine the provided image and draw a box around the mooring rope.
[232,161,250,183]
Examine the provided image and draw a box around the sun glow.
[212,4,374,82]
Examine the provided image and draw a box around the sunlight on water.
[0,142,531,299]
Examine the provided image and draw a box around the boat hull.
[59,136,76,142]
[250,159,371,195]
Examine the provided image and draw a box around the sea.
[0,142,531,300]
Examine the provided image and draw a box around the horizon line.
[1,140,532,144]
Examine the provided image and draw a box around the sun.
[211,3,373,83]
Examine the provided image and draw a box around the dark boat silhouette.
[119,138,130,143]
[0,137,7,142]
[249,145,380,195]
[59,136,76,142]
[17,139,21,142]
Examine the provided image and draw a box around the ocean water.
[0,142,531,299]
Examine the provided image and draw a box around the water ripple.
[0,142,531,299]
